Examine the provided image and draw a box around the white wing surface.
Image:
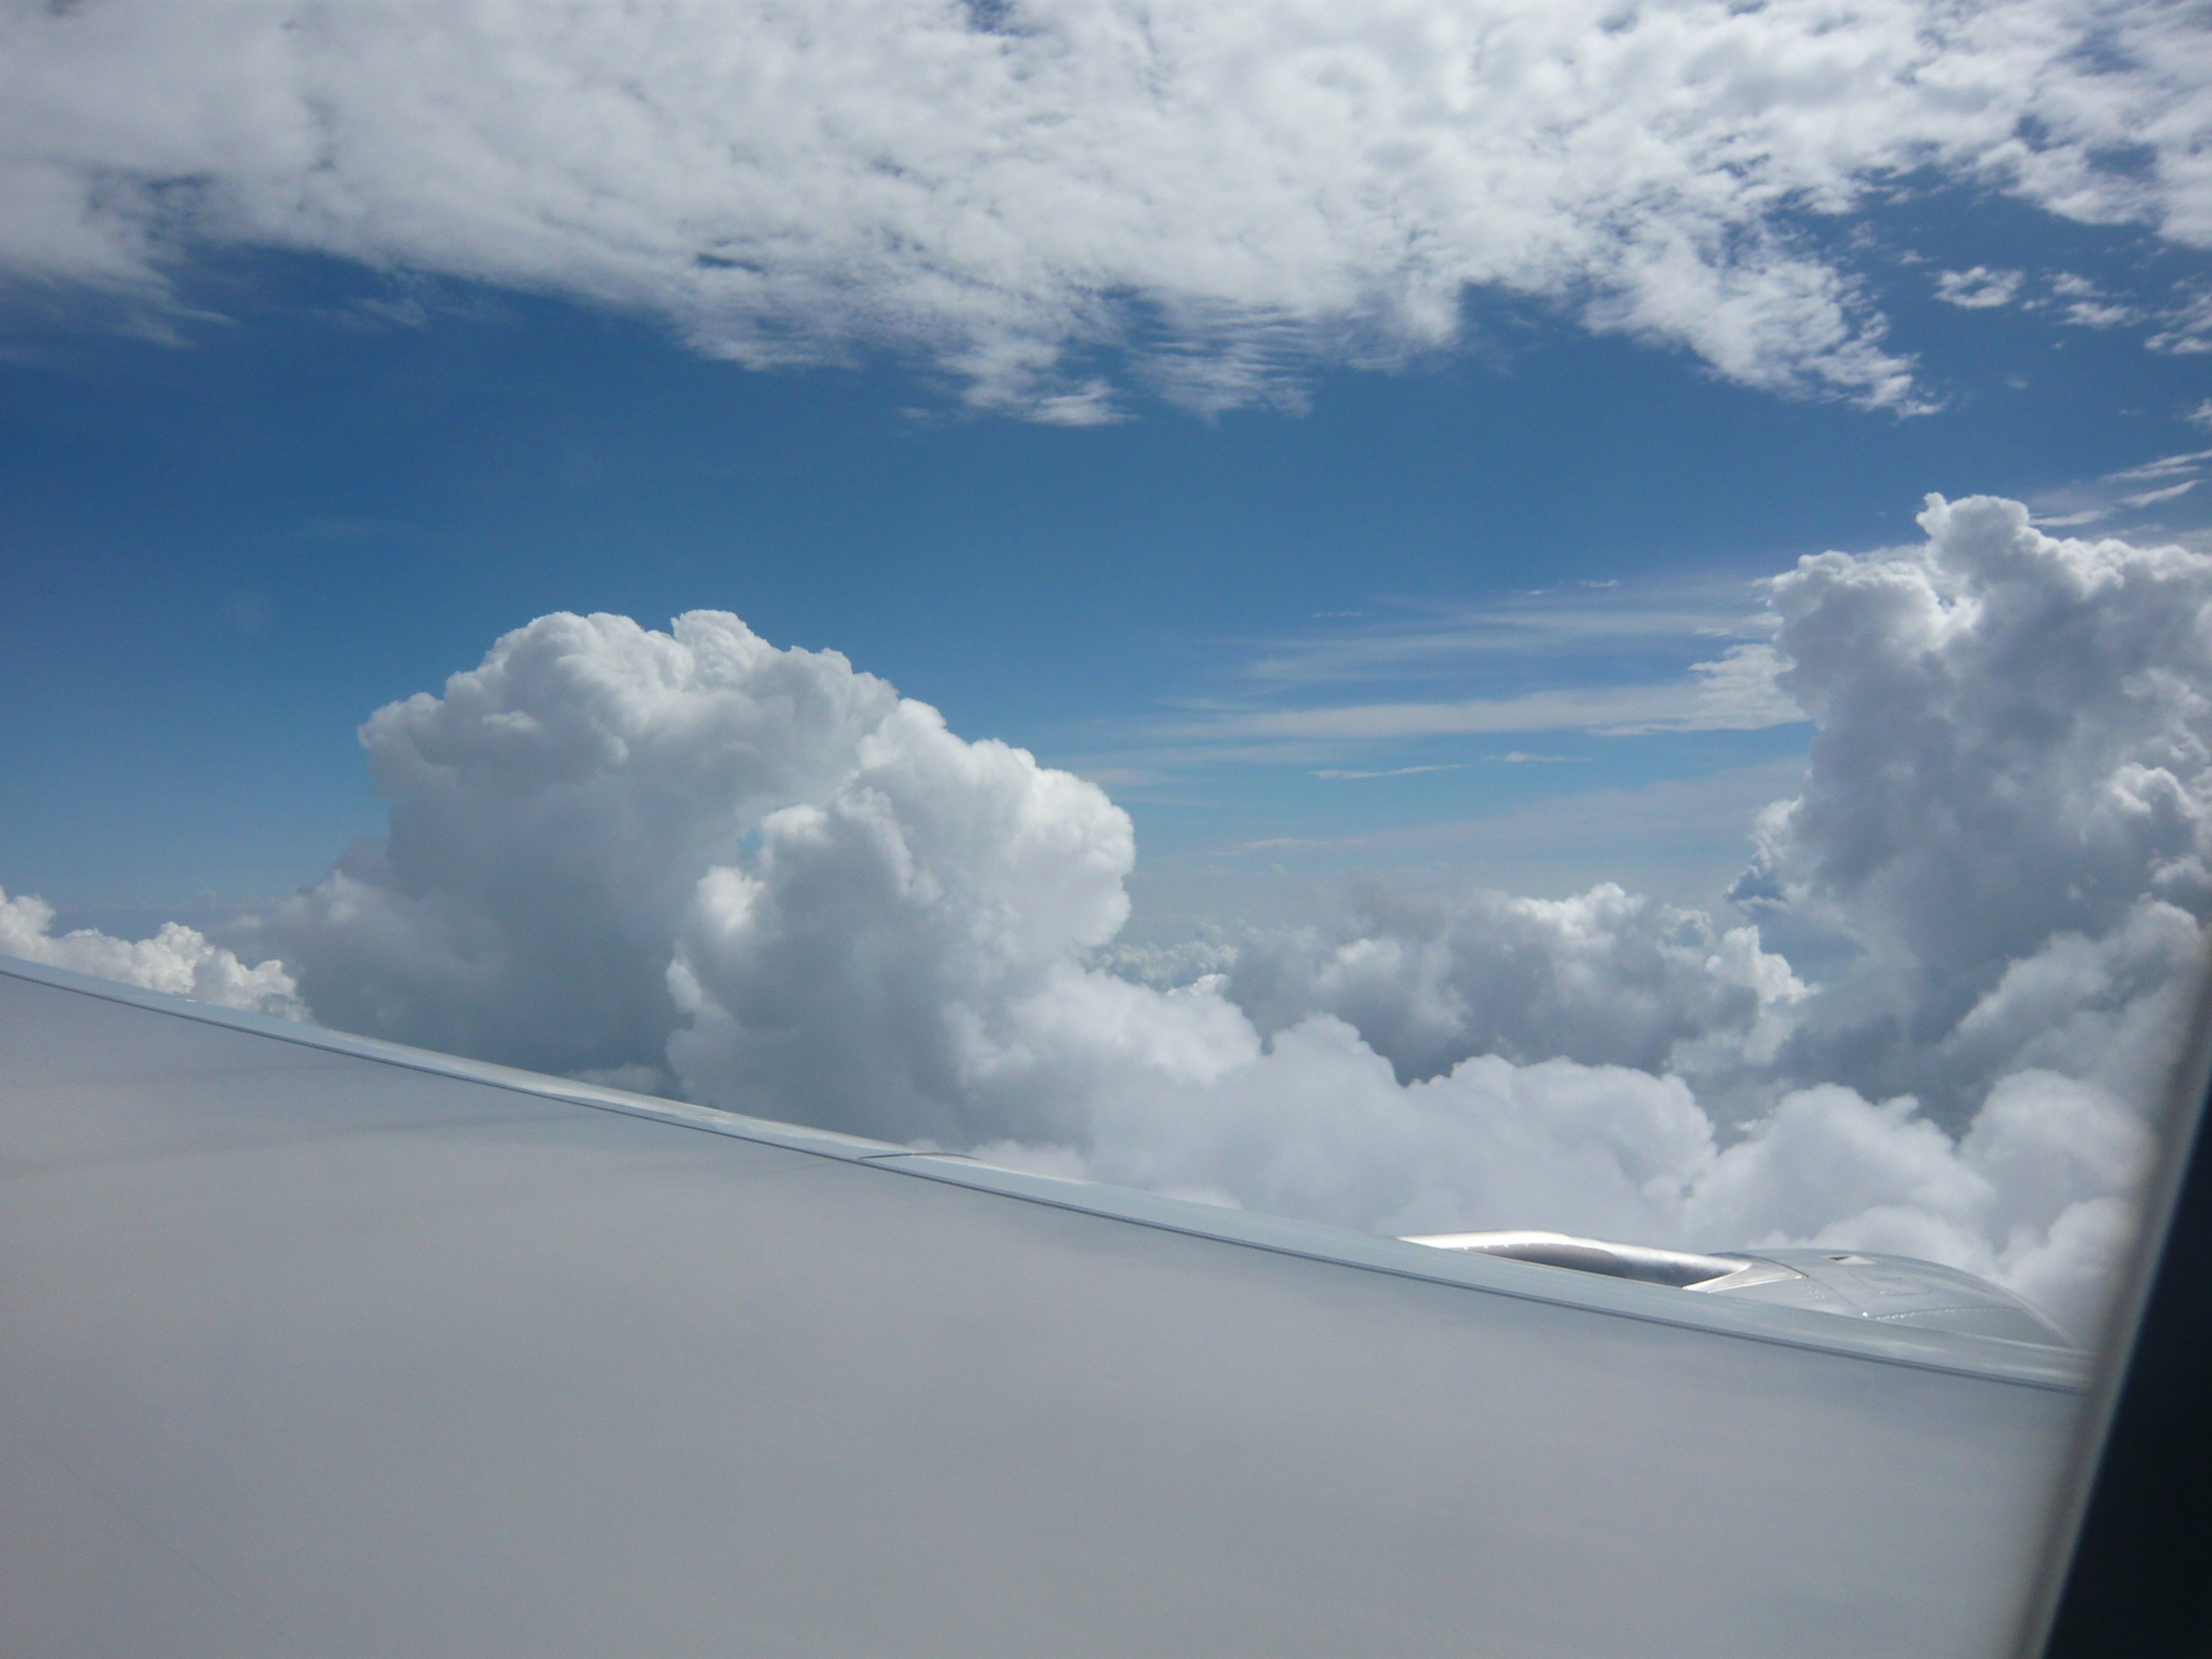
[0,957,2083,1657]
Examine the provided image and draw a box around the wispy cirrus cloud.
[1312,763,1472,781]
[1233,581,1770,690]
[2030,448,2212,532]
[1072,577,1798,780]
[1150,647,1798,747]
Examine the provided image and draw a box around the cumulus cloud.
[1223,881,1802,1088]
[1056,1050,2152,1339]
[9,494,2205,1336]
[663,498,2202,1332]
[665,699,1143,1147]
[3,1,2211,413]
[1732,494,2212,1118]
[1935,266,2024,309]
[0,886,302,1017]
[238,610,900,1081]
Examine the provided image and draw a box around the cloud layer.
[5,1,2211,412]
[11,495,2207,1336]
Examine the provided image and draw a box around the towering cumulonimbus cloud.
[6,494,2207,1334]
[4,1,2210,415]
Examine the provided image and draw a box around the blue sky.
[3,6,2210,941]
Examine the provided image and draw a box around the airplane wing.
[0,956,2088,1658]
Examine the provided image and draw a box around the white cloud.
[0,886,302,1017]
[1311,763,1471,779]
[1143,644,1804,748]
[1626,643,1805,734]
[668,498,2203,1332]
[664,699,1141,1147]
[2148,283,2212,354]
[1233,577,1770,688]
[1222,881,1802,1087]
[1088,582,1800,775]
[10,493,2205,1338]
[4,1,2211,414]
[2103,449,2212,484]
[2124,478,2197,509]
[2069,302,2138,329]
[2028,448,2212,532]
[2044,271,2138,328]
[238,610,902,1077]
[1935,266,2024,309]
[1089,932,1240,992]
[1732,495,2212,1116]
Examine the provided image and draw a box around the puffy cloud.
[241,609,898,1079]
[650,501,2204,1332]
[1215,499,2212,1131]
[666,700,1141,1146]
[0,885,302,1017]
[1222,881,1802,1087]
[665,841,2151,1335]
[5,1,2211,413]
[1070,1024,1725,1245]
[1935,267,2024,309]
[1936,899,2207,1113]
[662,781,2149,1326]
[9,494,2200,1336]
[1063,1048,2151,1336]
[1733,494,2212,1116]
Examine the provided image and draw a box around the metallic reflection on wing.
[1404,1230,2075,1347]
